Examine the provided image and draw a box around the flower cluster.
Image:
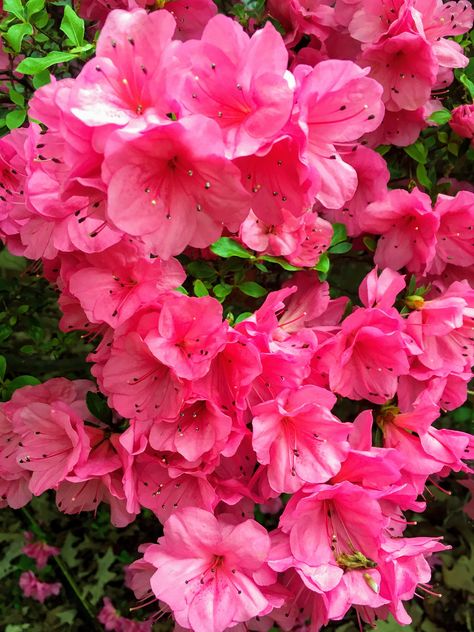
[0,3,473,632]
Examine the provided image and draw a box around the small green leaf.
[0,249,27,271]
[416,163,432,189]
[404,140,427,164]
[254,262,268,272]
[330,222,347,247]
[447,142,459,156]
[259,255,301,271]
[6,375,41,397]
[210,237,252,259]
[4,23,33,53]
[328,241,352,254]
[16,51,78,75]
[239,281,268,298]
[5,108,26,130]
[213,282,233,301]
[459,73,474,99]
[314,252,330,274]
[60,5,85,47]
[375,145,390,156]
[0,356,6,381]
[86,391,112,424]
[234,311,252,324]
[175,285,189,295]
[428,109,451,125]
[26,0,45,18]
[32,69,51,89]
[8,88,25,107]
[193,279,209,297]
[3,0,25,20]
[363,236,377,252]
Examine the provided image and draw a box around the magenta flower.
[22,532,60,569]
[19,571,61,603]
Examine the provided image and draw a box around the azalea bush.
[0,0,473,631]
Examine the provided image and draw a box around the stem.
[16,506,101,630]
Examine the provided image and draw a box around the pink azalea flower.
[296,59,384,208]
[359,266,406,310]
[450,104,474,142]
[234,135,314,224]
[328,307,412,403]
[175,16,294,158]
[239,209,303,256]
[14,400,90,496]
[67,240,185,326]
[144,292,229,380]
[429,190,474,274]
[360,187,440,274]
[71,9,178,128]
[365,107,428,147]
[19,571,61,603]
[252,385,350,493]
[360,30,438,112]
[286,212,333,268]
[98,597,152,631]
[22,532,60,569]
[145,508,273,632]
[103,116,251,259]
[267,0,337,46]
[163,0,217,41]
[321,146,389,236]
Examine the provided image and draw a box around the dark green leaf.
[187,260,217,280]
[0,356,6,381]
[238,281,267,298]
[416,163,432,189]
[330,222,348,247]
[375,145,390,156]
[60,5,85,47]
[5,108,26,130]
[86,391,112,424]
[363,236,377,252]
[32,69,51,89]
[16,51,78,75]
[0,249,27,271]
[210,237,252,259]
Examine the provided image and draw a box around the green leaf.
[60,5,85,47]
[213,282,233,301]
[259,255,301,271]
[329,242,352,254]
[26,0,45,19]
[0,249,27,271]
[3,0,25,20]
[210,237,252,259]
[375,145,390,156]
[4,22,33,53]
[459,72,474,99]
[86,391,112,424]
[32,68,51,88]
[187,260,217,280]
[234,311,252,324]
[175,285,189,295]
[85,547,117,605]
[314,252,330,274]
[193,279,209,297]
[363,236,377,252]
[404,140,427,164]
[16,51,78,75]
[330,222,347,247]
[416,163,432,189]
[447,142,459,156]
[239,281,268,298]
[8,88,25,107]
[428,109,451,125]
[6,375,41,397]
[0,356,6,381]
[5,108,26,130]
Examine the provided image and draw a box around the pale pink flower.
[103,116,250,259]
[145,508,273,632]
